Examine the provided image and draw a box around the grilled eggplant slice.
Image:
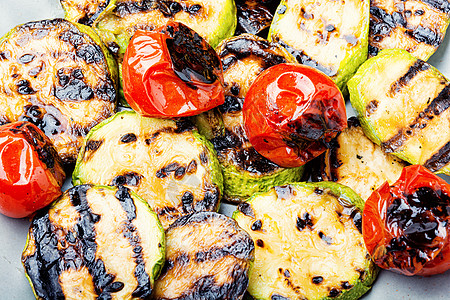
[233,182,378,300]
[268,0,370,90]
[348,49,450,175]
[312,117,407,201]
[60,0,116,26]
[197,34,303,203]
[22,184,165,300]
[153,211,254,300]
[73,111,223,229]
[0,18,117,164]
[369,0,450,60]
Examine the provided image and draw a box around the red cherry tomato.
[0,122,65,218]
[122,22,225,118]
[363,165,450,276]
[242,63,347,168]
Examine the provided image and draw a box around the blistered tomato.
[363,165,450,276]
[122,21,225,118]
[242,63,347,168]
[0,122,65,218]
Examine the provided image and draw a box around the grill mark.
[181,191,194,213]
[423,141,450,172]
[238,202,255,218]
[382,84,450,152]
[194,241,254,263]
[390,60,430,95]
[421,0,450,14]
[195,187,220,212]
[218,95,244,114]
[111,172,143,186]
[84,140,103,161]
[115,186,152,298]
[120,133,137,143]
[115,0,203,18]
[156,162,182,178]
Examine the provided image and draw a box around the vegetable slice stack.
[234,182,378,300]
[73,111,223,229]
[22,184,165,300]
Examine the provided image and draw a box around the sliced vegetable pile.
[0,0,449,299]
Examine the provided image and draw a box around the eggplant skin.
[0,18,117,164]
[153,211,254,300]
[22,184,165,300]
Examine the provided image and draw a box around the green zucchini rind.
[73,110,223,229]
[369,0,450,60]
[348,49,450,175]
[312,117,407,201]
[22,184,165,300]
[195,34,304,203]
[0,18,118,164]
[268,0,370,90]
[153,211,254,300]
[233,182,378,300]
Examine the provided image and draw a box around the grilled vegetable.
[363,165,450,276]
[233,182,378,300]
[348,49,450,175]
[235,0,278,36]
[60,0,116,26]
[22,184,165,300]
[153,211,254,300]
[73,111,223,229]
[0,18,117,164]
[369,0,450,60]
[312,117,407,201]
[0,121,65,218]
[243,63,347,168]
[196,34,303,203]
[122,22,225,118]
[268,0,370,90]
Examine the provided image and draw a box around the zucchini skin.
[0,18,117,164]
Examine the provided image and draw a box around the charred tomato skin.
[0,122,65,218]
[242,63,347,168]
[122,22,225,118]
[363,165,450,276]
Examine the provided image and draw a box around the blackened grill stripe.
[390,60,430,95]
[423,141,450,172]
[381,85,450,152]
[421,0,450,14]
[114,186,153,298]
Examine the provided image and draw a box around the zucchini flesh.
[73,111,223,229]
[348,49,450,175]
[60,0,116,26]
[22,184,165,300]
[233,182,377,300]
[153,211,254,300]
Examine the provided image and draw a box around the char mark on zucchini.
[111,171,143,186]
[115,0,203,18]
[423,141,450,171]
[389,60,430,95]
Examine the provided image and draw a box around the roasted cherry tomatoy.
[363,165,450,276]
[122,21,225,118]
[0,122,65,218]
[242,63,347,168]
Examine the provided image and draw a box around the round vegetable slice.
[73,111,223,229]
[122,22,225,118]
[22,184,165,299]
[0,121,65,218]
[242,63,347,168]
[268,0,370,90]
[0,18,117,163]
[363,165,450,276]
[153,211,254,300]
[233,182,378,300]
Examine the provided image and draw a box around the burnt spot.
[28,61,45,77]
[77,43,104,65]
[228,146,281,175]
[366,100,379,116]
[111,172,143,187]
[156,162,182,178]
[85,140,103,153]
[199,151,209,165]
[74,0,111,26]
[115,0,202,18]
[0,51,10,60]
[318,231,333,245]
[341,281,353,289]
[18,53,35,64]
[235,0,275,35]
[186,159,197,174]
[237,202,255,218]
[284,269,291,278]
[296,212,314,231]
[157,206,178,217]
[251,220,262,231]
[219,95,244,113]
[19,105,64,137]
[181,191,194,213]
[275,185,296,200]
[328,288,341,298]
[174,165,186,180]
[256,239,264,247]
[120,133,137,144]
[211,129,243,152]
[16,79,36,95]
[271,295,290,300]
[312,276,323,284]
[196,188,220,211]
[55,68,94,101]
[144,132,160,145]
[421,0,450,14]
[390,60,430,95]
[423,141,450,172]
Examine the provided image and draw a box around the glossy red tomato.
[0,122,65,218]
[242,63,347,168]
[363,165,450,276]
[122,21,225,118]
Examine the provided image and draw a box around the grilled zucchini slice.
[60,0,116,26]
[0,18,117,164]
[233,182,378,300]
[369,0,450,60]
[73,111,223,229]
[312,117,407,201]
[268,0,370,90]
[197,34,304,203]
[348,49,450,175]
[153,211,254,300]
[22,184,165,300]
